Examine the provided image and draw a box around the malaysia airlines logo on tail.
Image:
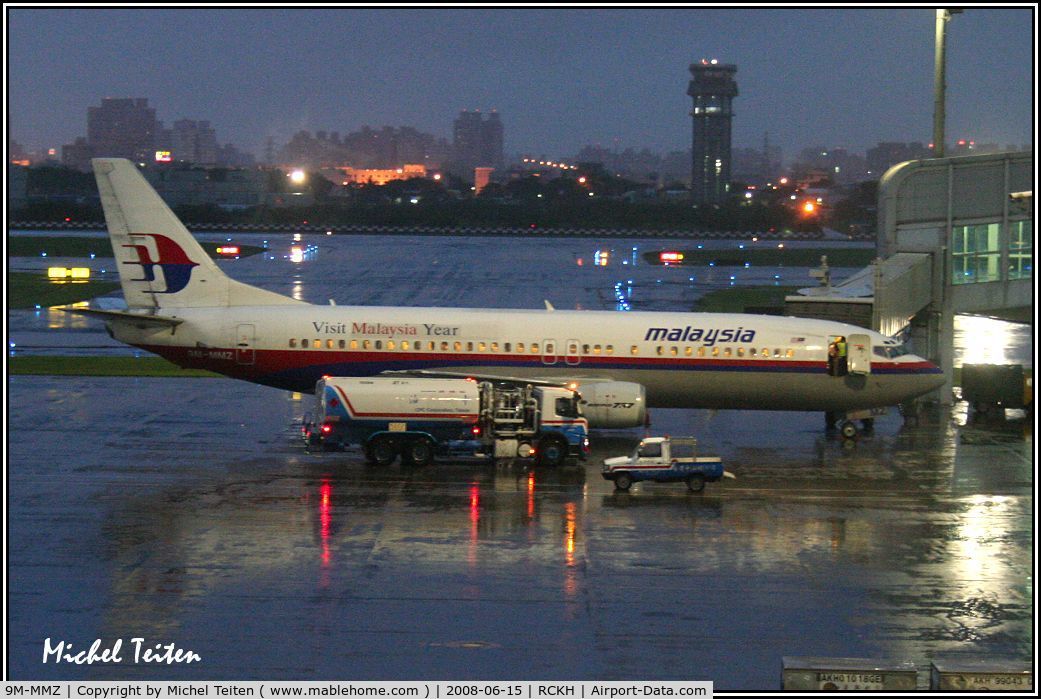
[122,233,199,294]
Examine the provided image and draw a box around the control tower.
[688,60,738,205]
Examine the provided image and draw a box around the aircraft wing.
[61,307,185,329]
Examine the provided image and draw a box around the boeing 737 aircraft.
[68,159,945,433]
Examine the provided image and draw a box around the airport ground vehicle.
[601,436,729,492]
[307,377,589,467]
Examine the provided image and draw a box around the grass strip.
[7,235,265,259]
[695,286,802,313]
[8,273,121,309]
[8,355,222,378]
[645,247,876,267]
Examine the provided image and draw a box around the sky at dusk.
[6,6,1037,161]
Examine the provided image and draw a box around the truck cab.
[601,436,726,492]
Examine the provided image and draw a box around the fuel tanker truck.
[306,377,589,468]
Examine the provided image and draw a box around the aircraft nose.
[917,357,947,390]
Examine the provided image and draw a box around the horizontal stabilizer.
[61,306,184,328]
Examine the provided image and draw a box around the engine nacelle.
[577,381,647,428]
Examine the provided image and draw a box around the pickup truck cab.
[602,436,728,492]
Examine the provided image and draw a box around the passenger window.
[339,339,346,349]
[428,341,435,351]
[491,342,499,352]
[455,341,462,351]
[363,340,371,350]
[387,340,396,350]
[736,347,744,357]
[531,343,539,354]
[685,347,693,357]
[594,345,602,354]
[504,342,512,353]
[401,341,409,350]
[697,347,706,357]
[723,347,732,357]
[375,341,383,350]
[774,348,782,357]
[605,345,613,355]
[669,346,678,356]
[289,338,297,348]
[350,340,358,350]
[656,346,664,356]
[761,348,769,358]
[631,345,639,355]
[786,348,795,358]
[441,341,450,351]
[313,339,320,348]
[582,344,590,354]
[711,347,720,357]
[545,343,554,353]
[468,342,475,352]
[517,342,526,353]
[479,342,487,352]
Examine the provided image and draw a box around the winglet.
[544,300,555,311]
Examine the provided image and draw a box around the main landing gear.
[826,411,879,442]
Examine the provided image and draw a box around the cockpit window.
[874,343,911,359]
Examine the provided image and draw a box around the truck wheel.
[614,473,633,491]
[536,435,567,468]
[686,474,706,493]
[370,437,397,466]
[406,438,434,467]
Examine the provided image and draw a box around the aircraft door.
[236,323,256,365]
[542,339,558,365]
[847,333,872,375]
[565,339,581,366]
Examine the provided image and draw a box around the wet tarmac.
[6,231,1035,687]
[7,376,1033,687]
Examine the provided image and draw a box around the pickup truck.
[601,436,731,492]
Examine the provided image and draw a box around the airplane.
[67,158,945,438]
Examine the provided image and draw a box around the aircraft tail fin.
[92,158,303,309]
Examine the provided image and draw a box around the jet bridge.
[788,151,1033,405]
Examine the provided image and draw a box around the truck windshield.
[555,396,579,418]
[637,442,662,458]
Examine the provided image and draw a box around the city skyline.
[6,7,1036,160]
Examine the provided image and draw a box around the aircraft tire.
[614,473,633,491]
[840,420,858,440]
[686,474,706,493]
